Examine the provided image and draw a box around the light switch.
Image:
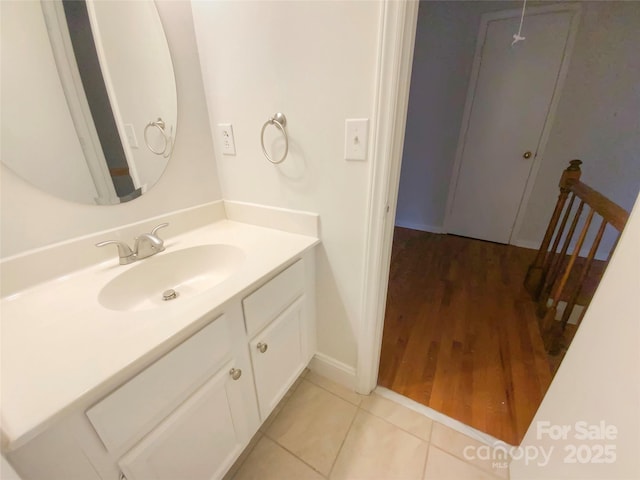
[217,123,236,155]
[124,123,138,149]
[344,118,369,161]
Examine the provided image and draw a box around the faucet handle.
[134,223,169,260]
[96,240,136,265]
[150,223,169,237]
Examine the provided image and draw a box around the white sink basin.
[99,244,245,311]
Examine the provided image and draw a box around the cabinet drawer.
[242,260,304,336]
[86,315,232,453]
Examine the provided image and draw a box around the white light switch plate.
[344,118,369,161]
[217,123,236,155]
[124,123,138,149]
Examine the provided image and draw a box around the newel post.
[524,160,582,297]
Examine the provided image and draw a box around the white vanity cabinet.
[5,253,317,480]
[243,260,310,420]
[85,303,260,480]
[118,360,250,480]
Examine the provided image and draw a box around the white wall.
[396,1,640,250]
[0,1,222,258]
[1,1,98,204]
[191,1,382,369]
[510,193,640,479]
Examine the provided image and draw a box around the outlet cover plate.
[217,123,236,155]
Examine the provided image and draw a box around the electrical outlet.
[344,118,369,161]
[217,123,236,155]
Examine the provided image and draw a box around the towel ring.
[144,117,172,158]
[261,113,288,164]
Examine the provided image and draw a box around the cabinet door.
[119,361,250,480]
[250,296,305,420]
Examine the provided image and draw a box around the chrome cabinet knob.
[256,342,268,353]
[229,368,242,380]
[523,151,532,159]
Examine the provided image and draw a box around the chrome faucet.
[96,223,169,265]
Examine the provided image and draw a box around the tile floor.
[225,371,510,480]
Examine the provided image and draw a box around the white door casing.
[358,3,580,395]
[444,5,581,244]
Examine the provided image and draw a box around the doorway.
[369,1,582,445]
[360,0,640,453]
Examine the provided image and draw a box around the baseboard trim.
[308,353,356,390]
[394,219,444,234]
[511,239,540,251]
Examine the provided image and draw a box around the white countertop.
[0,219,319,450]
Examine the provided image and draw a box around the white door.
[446,6,579,244]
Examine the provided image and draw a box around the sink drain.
[162,289,178,301]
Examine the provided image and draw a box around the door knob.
[523,151,532,159]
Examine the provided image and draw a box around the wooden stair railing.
[524,160,630,354]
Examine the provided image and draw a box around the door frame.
[356,0,419,394]
[442,3,582,244]
[356,2,581,394]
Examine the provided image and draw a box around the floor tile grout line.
[422,442,433,480]
[351,404,432,480]
[305,374,506,478]
[248,371,505,479]
[234,373,314,478]
[261,431,329,478]
[228,432,263,480]
[259,373,305,434]
[375,386,508,447]
[304,375,363,407]
[422,417,436,480]
[427,445,506,480]
[358,404,433,443]
[306,374,436,444]
[429,427,510,479]
[261,377,349,478]
[325,402,360,480]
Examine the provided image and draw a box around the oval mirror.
[1,0,177,205]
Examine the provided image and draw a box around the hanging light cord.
[512,0,527,46]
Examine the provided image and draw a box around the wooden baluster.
[560,218,607,329]
[537,193,577,300]
[576,229,622,326]
[542,207,595,354]
[537,200,585,316]
[525,160,582,296]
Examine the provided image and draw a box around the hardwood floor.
[378,228,553,445]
